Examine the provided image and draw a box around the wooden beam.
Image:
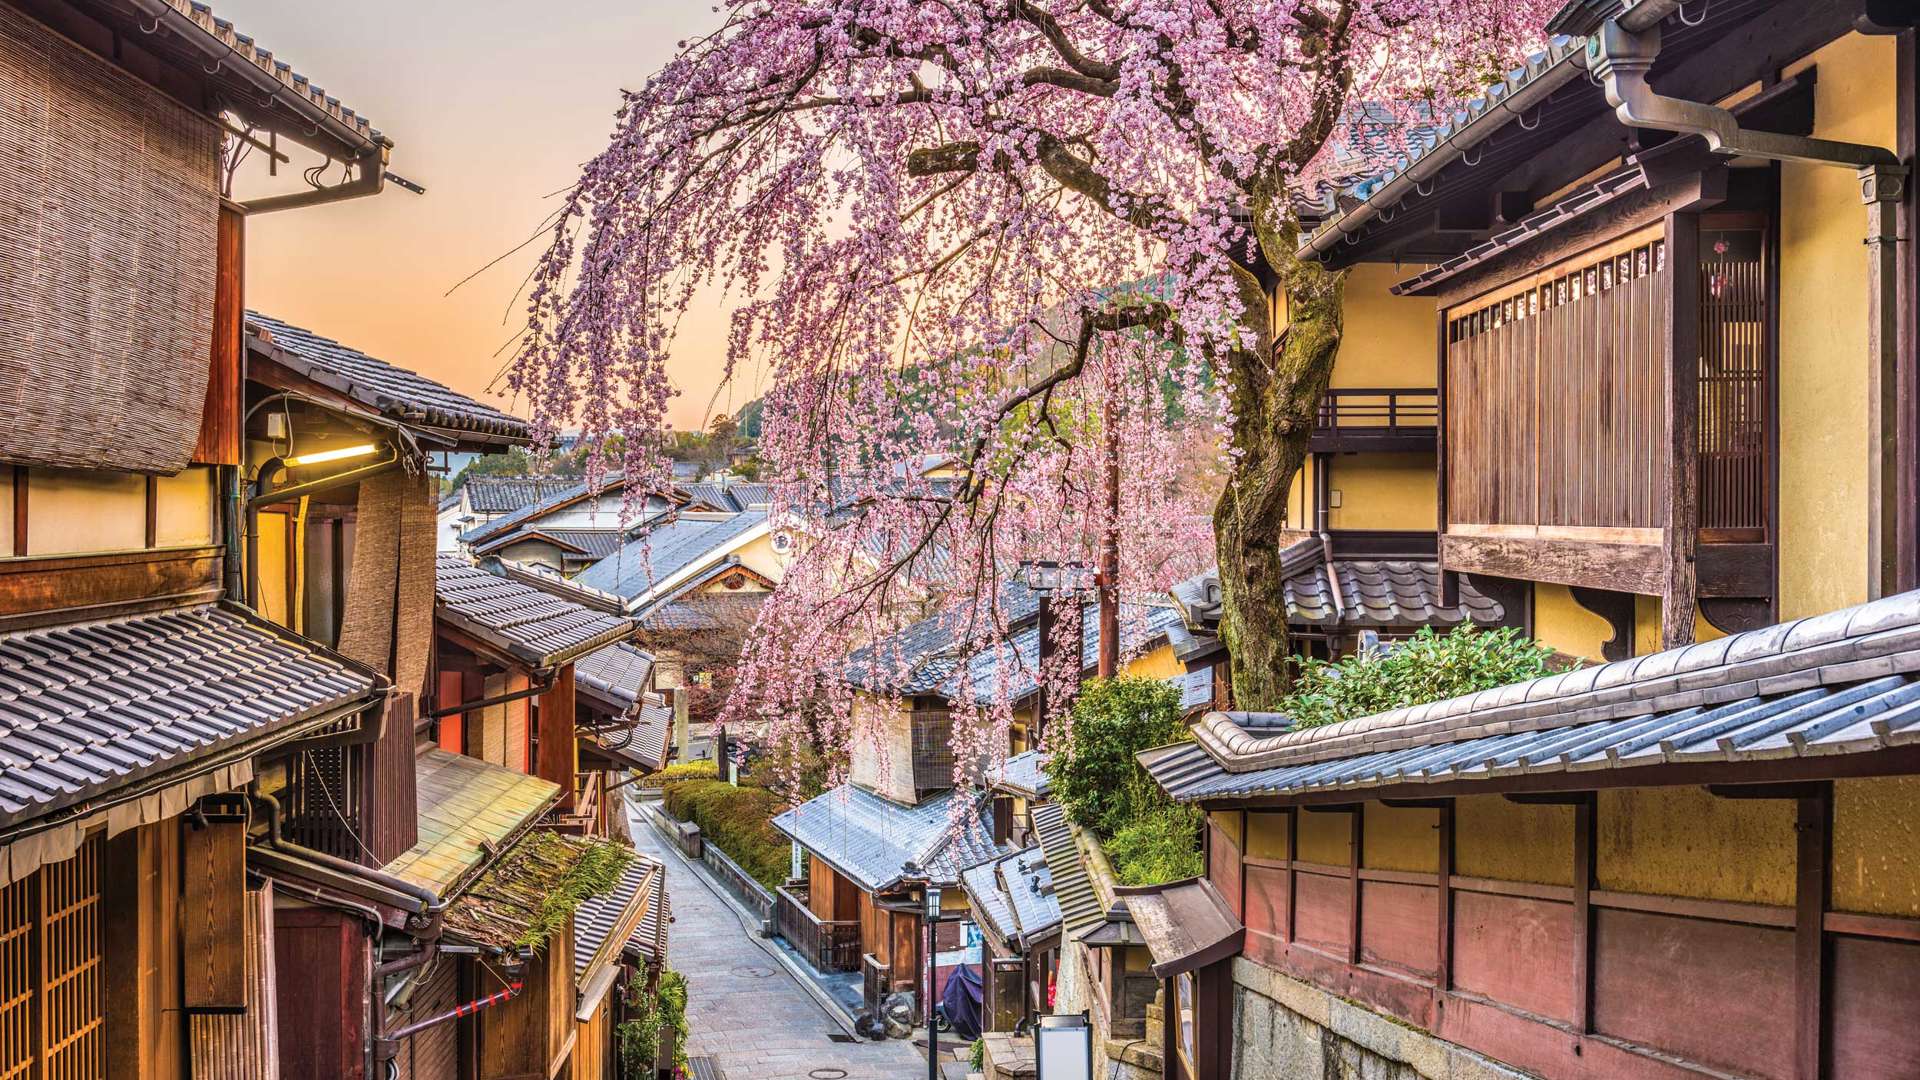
[1504,792,1592,806]
[11,465,25,556]
[1439,533,1666,595]
[1437,311,1459,609]
[1568,587,1635,662]
[537,664,578,810]
[1706,782,1830,800]
[1897,28,1919,593]
[1285,809,1298,945]
[1348,805,1363,966]
[143,476,157,549]
[1795,784,1832,1080]
[1662,212,1701,648]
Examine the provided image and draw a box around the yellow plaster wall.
[256,511,290,627]
[1325,453,1437,531]
[1832,776,1920,917]
[1597,786,1795,905]
[1777,31,1897,620]
[1295,809,1352,867]
[24,467,145,555]
[1124,643,1184,680]
[1454,795,1573,886]
[1209,811,1244,851]
[1362,802,1438,873]
[1329,263,1436,388]
[1246,812,1289,860]
[1531,584,1614,662]
[733,530,787,581]
[153,467,214,547]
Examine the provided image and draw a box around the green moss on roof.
[443,831,637,951]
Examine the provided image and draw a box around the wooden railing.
[550,770,605,836]
[863,954,895,1015]
[1311,388,1438,451]
[773,884,861,973]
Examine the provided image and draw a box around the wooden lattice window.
[1697,219,1770,538]
[0,835,104,1079]
[911,703,955,796]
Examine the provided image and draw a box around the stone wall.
[1229,960,1530,1080]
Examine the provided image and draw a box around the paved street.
[625,799,928,1080]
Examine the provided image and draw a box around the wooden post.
[538,664,578,810]
[1436,800,1454,993]
[1347,807,1363,966]
[1573,793,1596,1034]
[1437,312,1459,608]
[1864,164,1908,599]
[1285,808,1298,944]
[1897,31,1919,594]
[1794,784,1833,1080]
[1662,213,1701,648]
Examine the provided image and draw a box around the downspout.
[248,790,443,916]
[1590,17,1909,598]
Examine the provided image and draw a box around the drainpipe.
[1590,16,1909,598]
[248,790,443,916]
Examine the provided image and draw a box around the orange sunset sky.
[232,0,761,433]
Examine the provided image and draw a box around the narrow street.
[624,798,927,1080]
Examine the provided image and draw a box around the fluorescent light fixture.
[285,443,378,468]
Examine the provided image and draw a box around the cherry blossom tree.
[513,0,1557,746]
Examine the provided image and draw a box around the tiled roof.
[985,749,1051,799]
[949,599,1184,705]
[142,0,384,152]
[1143,589,1920,802]
[572,643,656,713]
[841,582,1042,696]
[772,784,1005,892]
[436,556,637,668]
[638,593,767,634]
[472,526,627,560]
[0,603,380,830]
[574,513,768,605]
[1113,878,1243,979]
[574,852,667,978]
[247,313,529,443]
[441,831,631,950]
[1296,37,1590,259]
[962,846,1062,951]
[462,477,574,514]
[383,748,559,895]
[583,698,671,774]
[1029,802,1102,938]
[1170,553,1503,632]
[728,484,773,508]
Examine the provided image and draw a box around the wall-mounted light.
[284,443,378,468]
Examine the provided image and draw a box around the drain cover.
[730,965,775,978]
[809,1071,848,1080]
[825,1032,857,1044]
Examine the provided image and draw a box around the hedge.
[639,760,719,786]
[660,778,790,890]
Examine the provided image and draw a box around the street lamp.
[924,887,943,1080]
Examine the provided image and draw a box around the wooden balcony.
[1309,388,1438,453]
[774,883,862,973]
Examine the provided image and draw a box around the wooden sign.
[182,811,248,1012]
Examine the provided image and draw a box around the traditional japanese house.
[1296,0,1920,659]
[1141,583,1920,1080]
[0,1,417,1075]
[960,845,1064,1033]
[432,555,644,837]
[571,850,670,1079]
[442,476,575,552]
[459,473,688,575]
[574,642,674,777]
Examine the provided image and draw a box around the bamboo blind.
[188,885,281,1080]
[0,7,220,473]
[0,836,102,1080]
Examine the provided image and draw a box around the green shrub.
[1104,798,1203,886]
[970,1038,986,1072]
[640,760,718,786]
[1045,676,1187,839]
[618,968,690,1076]
[1279,624,1556,729]
[660,778,790,890]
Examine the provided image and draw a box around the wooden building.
[0,1,414,1076]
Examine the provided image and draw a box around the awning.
[1113,878,1244,978]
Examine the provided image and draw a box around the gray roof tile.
[247,313,528,442]
[1029,802,1102,938]
[574,852,668,977]
[772,784,1005,892]
[436,556,637,668]
[0,604,379,829]
[574,513,767,604]
[461,477,574,514]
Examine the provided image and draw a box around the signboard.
[1175,666,1213,710]
[1035,1014,1094,1080]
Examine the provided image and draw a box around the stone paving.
[625,798,928,1080]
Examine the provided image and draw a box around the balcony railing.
[1310,388,1439,452]
[774,884,862,973]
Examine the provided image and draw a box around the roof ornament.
[204,59,224,75]
[1675,0,1710,27]
[1376,201,1398,224]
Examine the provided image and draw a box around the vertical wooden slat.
[1347,808,1363,966]
[1284,809,1298,945]
[11,466,25,559]
[181,817,247,1011]
[1435,800,1454,994]
[1794,785,1832,1080]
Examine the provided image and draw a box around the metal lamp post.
[925,886,943,1080]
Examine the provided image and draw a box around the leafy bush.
[1045,676,1187,839]
[639,760,719,786]
[618,968,690,1076]
[1279,625,1556,729]
[970,1038,986,1072]
[1104,798,1204,886]
[660,778,790,889]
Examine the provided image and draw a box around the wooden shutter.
[0,835,103,1079]
[182,815,248,1012]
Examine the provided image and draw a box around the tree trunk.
[1213,218,1345,711]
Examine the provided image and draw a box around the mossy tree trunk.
[1213,211,1346,711]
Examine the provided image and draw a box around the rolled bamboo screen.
[0,7,220,473]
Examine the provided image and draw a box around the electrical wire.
[305,748,382,863]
